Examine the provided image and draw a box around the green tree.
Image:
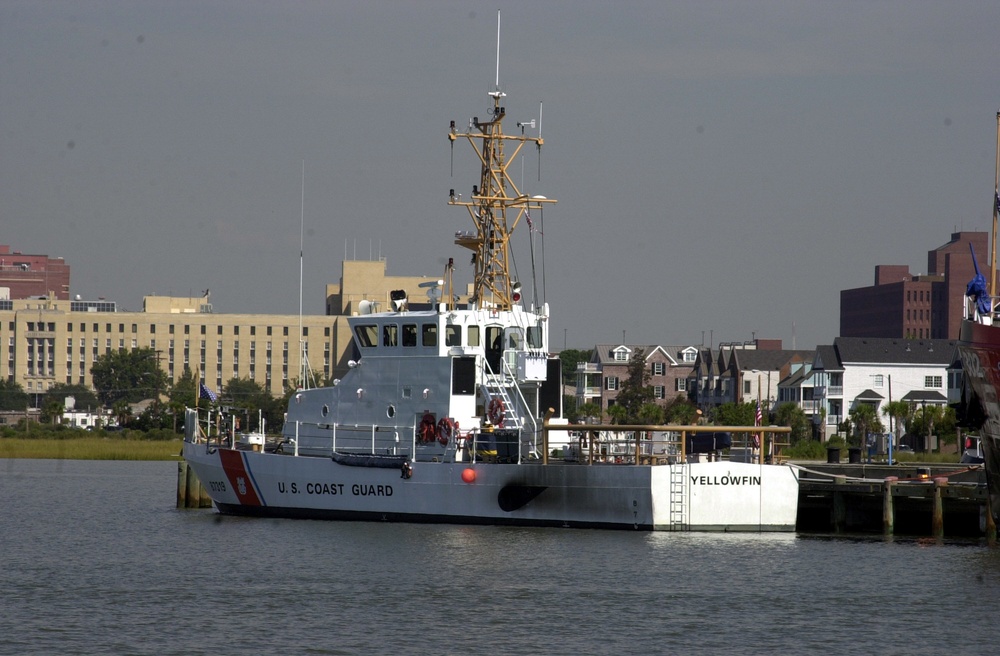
[90,347,169,406]
[169,367,199,410]
[848,403,883,448]
[909,404,955,451]
[222,377,282,432]
[613,348,655,423]
[576,402,602,424]
[881,401,912,449]
[665,395,699,425]
[558,348,593,382]
[44,383,100,413]
[112,399,132,428]
[637,402,664,425]
[0,379,29,411]
[774,402,811,444]
[712,402,756,426]
[41,397,66,424]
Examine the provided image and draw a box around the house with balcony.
[688,340,812,413]
[575,343,698,415]
[807,337,960,443]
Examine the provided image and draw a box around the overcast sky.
[3,1,1000,351]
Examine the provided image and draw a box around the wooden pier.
[795,463,995,539]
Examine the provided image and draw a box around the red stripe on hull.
[219,449,263,506]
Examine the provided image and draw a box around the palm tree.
[881,401,912,451]
[848,403,883,448]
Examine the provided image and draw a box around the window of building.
[605,376,618,391]
[614,350,628,362]
[654,386,665,399]
[200,326,206,335]
[652,362,665,376]
[924,375,942,388]
[675,379,687,392]
[873,374,884,387]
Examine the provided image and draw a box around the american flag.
[199,383,218,402]
[752,400,762,449]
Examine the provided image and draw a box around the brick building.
[840,232,987,340]
[0,245,71,300]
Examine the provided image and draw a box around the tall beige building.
[0,258,458,400]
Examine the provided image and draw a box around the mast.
[448,13,556,311]
[993,110,999,297]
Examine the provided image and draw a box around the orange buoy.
[461,468,476,484]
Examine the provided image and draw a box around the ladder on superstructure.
[483,364,524,432]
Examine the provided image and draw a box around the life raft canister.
[437,417,457,446]
[487,398,505,425]
[419,413,437,444]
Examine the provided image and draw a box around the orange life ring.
[487,398,505,425]
[419,413,437,444]
[437,417,457,446]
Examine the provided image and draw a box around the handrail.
[540,409,792,465]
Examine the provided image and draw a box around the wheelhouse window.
[526,325,542,349]
[468,325,481,347]
[422,324,437,347]
[383,324,398,347]
[445,324,461,347]
[354,324,378,348]
[402,324,417,347]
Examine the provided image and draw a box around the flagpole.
[757,375,763,464]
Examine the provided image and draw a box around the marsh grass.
[0,437,183,460]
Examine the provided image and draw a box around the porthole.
[387,404,396,418]
[321,404,329,417]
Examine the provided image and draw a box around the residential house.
[808,337,959,446]
[688,340,812,413]
[575,343,698,415]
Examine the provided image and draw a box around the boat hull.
[957,319,1000,524]
[183,442,799,531]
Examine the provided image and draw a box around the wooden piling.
[883,476,896,536]
[932,477,947,538]
[833,475,847,533]
[185,462,201,508]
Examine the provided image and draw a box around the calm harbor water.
[1,458,998,656]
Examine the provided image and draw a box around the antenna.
[537,100,543,180]
[495,10,501,90]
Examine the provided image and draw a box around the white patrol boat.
[182,22,800,531]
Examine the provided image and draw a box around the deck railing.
[541,411,792,466]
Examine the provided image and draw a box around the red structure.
[0,245,71,300]
[840,232,987,340]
